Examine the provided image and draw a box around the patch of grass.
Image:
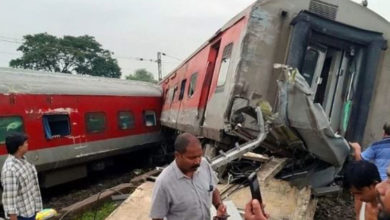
[75,201,117,220]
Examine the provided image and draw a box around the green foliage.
[10,33,121,78]
[75,201,117,220]
[126,68,157,83]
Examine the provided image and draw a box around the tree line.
[9,33,157,83]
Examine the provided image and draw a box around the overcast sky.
[0,0,388,79]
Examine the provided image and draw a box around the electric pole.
[157,52,162,81]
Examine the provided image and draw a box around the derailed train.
[160,0,390,188]
[1,0,390,191]
[0,68,162,187]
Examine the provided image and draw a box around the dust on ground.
[314,191,355,220]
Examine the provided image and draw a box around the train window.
[118,111,135,130]
[0,116,23,144]
[188,72,198,97]
[166,87,174,105]
[172,84,178,103]
[43,114,71,139]
[179,79,187,100]
[144,111,157,127]
[163,88,169,103]
[217,43,233,88]
[86,112,106,133]
[302,48,319,86]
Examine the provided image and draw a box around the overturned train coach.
[160,0,389,188]
[0,67,162,187]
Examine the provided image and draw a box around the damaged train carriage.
[160,0,389,188]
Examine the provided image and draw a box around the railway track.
[39,149,156,219]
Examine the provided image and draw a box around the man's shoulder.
[1,157,18,174]
[199,157,212,171]
[371,138,390,148]
[155,162,176,185]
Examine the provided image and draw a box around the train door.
[174,41,221,134]
[198,41,221,125]
[287,11,385,141]
[302,45,357,133]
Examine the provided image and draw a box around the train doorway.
[287,11,385,141]
[301,44,363,134]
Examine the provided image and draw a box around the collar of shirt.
[8,154,27,163]
[173,160,200,180]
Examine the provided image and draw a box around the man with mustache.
[150,133,227,220]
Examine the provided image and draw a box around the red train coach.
[0,67,162,187]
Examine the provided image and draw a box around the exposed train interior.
[301,41,363,136]
[287,11,386,142]
[262,10,386,188]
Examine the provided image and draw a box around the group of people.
[345,123,390,220]
[2,124,390,220]
[150,125,390,220]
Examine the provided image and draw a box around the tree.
[10,33,121,78]
[126,68,157,83]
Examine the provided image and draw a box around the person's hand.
[349,142,361,151]
[244,199,268,220]
[349,142,363,160]
[217,203,227,217]
[9,214,17,220]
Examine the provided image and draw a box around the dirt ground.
[314,191,355,220]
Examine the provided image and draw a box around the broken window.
[188,72,198,97]
[86,112,106,133]
[144,111,157,127]
[217,43,233,87]
[118,111,135,130]
[43,114,70,139]
[0,116,23,144]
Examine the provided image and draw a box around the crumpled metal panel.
[277,69,350,166]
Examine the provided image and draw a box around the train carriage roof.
[0,67,162,97]
[160,3,253,83]
[159,0,390,84]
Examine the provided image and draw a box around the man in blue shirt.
[350,123,390,180]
